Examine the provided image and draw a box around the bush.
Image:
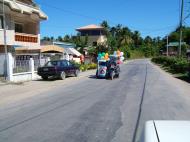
[79,63,97,72]
[170,59,189,73]
[88,63,97,70]
[80,64,88,72]
[152,56,190,74]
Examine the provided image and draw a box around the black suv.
[37,60,80,80]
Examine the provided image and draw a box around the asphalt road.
[0,59,190,142]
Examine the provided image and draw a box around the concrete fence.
[7,53,40,82]
[0,54,6,76]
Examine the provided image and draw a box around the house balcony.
[15,33,38,43]
[80,35,107,46]
[0,30,40,48]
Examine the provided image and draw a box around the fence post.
[29,58,34,80]
[7,53,13,81]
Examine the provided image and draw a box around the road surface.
[0,59,190,142]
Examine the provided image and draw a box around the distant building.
[76,24,107,46]
[0,0,47,59]
[162,42,186,56]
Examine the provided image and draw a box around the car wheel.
[42,76,48,80]
[75,69,80,77]
[60,71,66,80]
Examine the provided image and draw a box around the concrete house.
[76,24,107,46]
[0,0,47,59]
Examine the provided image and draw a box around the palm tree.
[100,20,110,36]
[144,36,153,45]
[132,31,141,47]
[63,35,70,42]
[110,27,116,37]
[120,27,132,45]
[57,36,63,42]
[100,20,110,30]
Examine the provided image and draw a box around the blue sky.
[35,0,190,38]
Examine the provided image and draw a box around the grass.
[129,50,145,59]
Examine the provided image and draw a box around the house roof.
[3,0,48,20]
[76,24,104,31]
[63,48,81,57]
[53,42,76,48]
[168,42,186,47]
[41,45,64,53]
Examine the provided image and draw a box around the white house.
[0,0,47,57]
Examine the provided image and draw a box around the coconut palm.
[132,31,141,47]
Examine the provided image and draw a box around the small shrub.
[88,63,97,70]
[80,64,88,72]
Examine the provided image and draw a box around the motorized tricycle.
[106,59,120,80]
[96,60,107,78]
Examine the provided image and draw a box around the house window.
[15,23,23,33]
[0,16,4,29]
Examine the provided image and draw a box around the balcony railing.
[15,33,38,43]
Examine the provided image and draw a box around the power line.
[37,1,179,38]
[179,0,184,56]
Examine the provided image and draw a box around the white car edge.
[143,120,190,142]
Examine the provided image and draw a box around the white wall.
[12,72,40,82]
[0,29,15,45]
[6,54,41,82]
[73,57,81,63]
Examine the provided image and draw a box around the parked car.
[142,121,190,142]
[37,60,80,80]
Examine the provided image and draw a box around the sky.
[35,0,190,38]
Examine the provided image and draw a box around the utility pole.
[167,35,169,56]
[0,0,8,79]
[179,0,184,56]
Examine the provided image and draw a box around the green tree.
[57,36,63,42]
[63,35,70,42]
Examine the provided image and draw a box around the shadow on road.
[88,75,97,79]
[88,75,118,81]
[88,75,107,80]
[35,76,73,82]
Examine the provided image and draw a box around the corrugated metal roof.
[41,45,64,53]
[76,24,104,31]
[168,42,186,47]
[63,48,81,57]
[3,0,48,20]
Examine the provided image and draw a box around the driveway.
[0,59,190,142]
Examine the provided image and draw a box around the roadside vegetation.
[71,62,97,72]
[152,56,190,82]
